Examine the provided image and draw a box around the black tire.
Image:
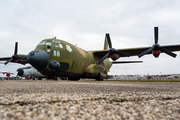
[96,74,103,81]
[69,77,80,81]
[54,76,58,81]
[61,77,67,80]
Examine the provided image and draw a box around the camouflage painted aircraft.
[0,27,180,80]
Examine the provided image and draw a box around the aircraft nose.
[27,50,49,71]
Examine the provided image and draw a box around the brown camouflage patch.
[85,65,92,73]
[74,46,86,58]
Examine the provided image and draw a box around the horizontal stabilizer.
[112,61,143,64]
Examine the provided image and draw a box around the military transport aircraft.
[0,27,180,81]
[0,61,44,80]
[0,62,14,79]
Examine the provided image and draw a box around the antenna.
[52,25,54,38]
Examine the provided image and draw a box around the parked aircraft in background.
[17,66,45,80]
[0,71,14,79]
[0,27,180,81]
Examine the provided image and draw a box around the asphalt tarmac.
[0,80,179,94]
[0,80,179,119]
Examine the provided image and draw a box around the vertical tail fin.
[104,33,109,50]
[104,33,109,61]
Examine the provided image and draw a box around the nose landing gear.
[45,75,58,81]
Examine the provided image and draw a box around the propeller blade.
[159,47,177,58]
[99,33,129,64]
[138,47,154,58]
[154,27,158,44]
[98,52,110,65]
[4,42,19,65]
[117,50,130,57]
[14,42,18,55]
[106,34,112,48]
[4,58,13,65]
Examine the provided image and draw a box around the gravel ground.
[0,80,179,120]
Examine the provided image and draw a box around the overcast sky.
[0,0,180,77]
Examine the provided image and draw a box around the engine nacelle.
[152,50,160,58]
[110,53,120,61]
[49,60,61,70]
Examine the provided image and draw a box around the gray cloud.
[0,0,180,76]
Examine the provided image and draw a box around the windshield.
[46,41,52,46]
[38,41,52,46]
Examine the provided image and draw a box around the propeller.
[5,42,19,65]
[98,34,130,64]
[138,27,177,58]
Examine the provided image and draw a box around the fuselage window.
[59,44,63,48]
[53,50,56,56]
[46,41,52,46]
[57,50,60,57]
[66,45,72,52]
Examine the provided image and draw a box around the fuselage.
[27,38,112,80]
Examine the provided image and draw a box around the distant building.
[108,74,180,80]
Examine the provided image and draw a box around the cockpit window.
[53,50,56,56]
[55,43,59,47]
[39,41,46,45]
[53,50,60,57]
[57,50,60,57]
[46,41,52,46]
[59,44,63,48]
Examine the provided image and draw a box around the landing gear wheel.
[69,77,80,81]
[96,78,103,81]
[61,77,68,80]
[54,76,58,81]
[96,74,104,81]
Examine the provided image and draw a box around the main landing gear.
[68,77,80,81]
[96,73,104,81]
[46,75,58,81]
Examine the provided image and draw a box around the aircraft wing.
[92,44,180,58]
[0,71,13,74]
[0,54,27,65]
